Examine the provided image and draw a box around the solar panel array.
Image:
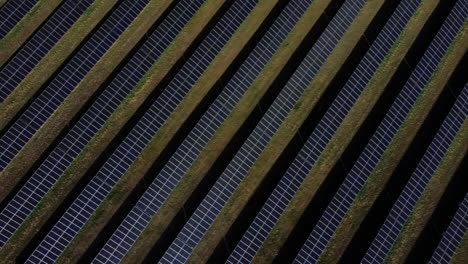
[363,83,468,263]
[295,1,468,262]
[226,1,422,262]
[0,0,38,38]
[27,0,258,262]
[93,0,313,262]
[0,0,201,250]
[0,0,149,172]
[0,0,465,262]
[160,1,367,263]
[430,193,468,264]
[0,0,94,103]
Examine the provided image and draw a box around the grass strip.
[0,0,181,261]
[56,2,278,262]
[253,2,441,262]
[185,1,386,262]
[120,0,333,262]
[0,0,172,202]
[54,1,281,262]
[385,122,468,263]
[452,232,468,264]
[0,0,62,65]
[0,0,119,129]
[317,26,468,264]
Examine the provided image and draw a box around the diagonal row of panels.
[363,83,468,263]
[430,192,468,264]
[0,0,38,38]
[227,0,423,262]
[25,0,257,263]
[295,0,468,262]
[93,0,313,262]
[160,0,368,263]
[0,0,205,251]
[0,0,149,171]
[0,0,94,102]
[1,0,466,262]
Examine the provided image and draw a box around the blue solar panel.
[363,83,468,263]
[0,0,150,172]
[295,1,468,262]
[0,0,201,250]
[0,0,94,102]
[226,1,422,262]
[93,1,312,262]
[26,0,257,262]
[0,0,38,38]
[160,1,367,263]
[429,193,468,264]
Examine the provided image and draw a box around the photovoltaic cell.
[161,1,367,263]
[295,1,467,262]
[0,0,94,102]
[0,0,149,172]
[0,0,199,250]
[226,1,422,262]
[363,83,468,263]
[27,0,256,263]
[93,1,312,262]
[429,193,468,264]
[0,0,38,38]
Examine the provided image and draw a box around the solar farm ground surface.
[0,0,466,263]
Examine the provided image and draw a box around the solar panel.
[429,193,468,264]
[26,0,258,262]
[0,0,38,38]
[0,0,150,172]
[362,83,468,263]
[0,0,201,250]
[226,1,422,262]
[295,1,468,262]
[0,0,94,102]
[93,1,313,262]
[160,1,367,263]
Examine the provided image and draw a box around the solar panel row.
[295,0,468,262]
[160,1,367,263]
[93,0,313,262]
[227,1,422,262]
[0,0,200,250]
[0,0,95,103]
[363,83,468,263]
[0,0,38,38]
[0,0,149,172]
[1,0,464,262]
[430,192,468,264]
[26,0,257,263]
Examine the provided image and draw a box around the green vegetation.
[0,0,168,201]
[0,0,119,127]
[254,1,441,262]
[120,0,334,262]
[452,232,468,264]
[0,0,177,261]
[318,25,468,264]
[55,2,284,263]
[0,0,61,65]
[54,1,282,262]
[181,0,387,262]
[0,1,465,263]
[385,122,467,263]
